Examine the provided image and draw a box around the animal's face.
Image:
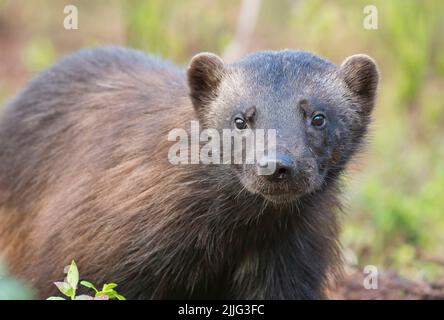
[187,51,379,204]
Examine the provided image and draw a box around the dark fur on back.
[0,47,378,299]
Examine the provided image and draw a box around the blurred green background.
[0,0,443,295]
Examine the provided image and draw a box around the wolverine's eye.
[311,113,326,128]
[234,117,248,130]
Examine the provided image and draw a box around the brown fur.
[0,47,378,299]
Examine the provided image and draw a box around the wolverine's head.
[187,50,379,203]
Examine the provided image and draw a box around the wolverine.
[0,47,379,299]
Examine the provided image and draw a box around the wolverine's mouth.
[238,174,308,204]
[261,192,300,203]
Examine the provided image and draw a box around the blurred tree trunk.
[223,0,262,63]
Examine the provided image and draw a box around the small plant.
[47,261,126,300]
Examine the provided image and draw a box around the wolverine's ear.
[187,52,225,114]
[340,54,379,115]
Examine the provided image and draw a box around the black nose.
[258,155,294,181]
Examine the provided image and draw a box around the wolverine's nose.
[257,155,294,181]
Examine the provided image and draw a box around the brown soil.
[328,266,444,300]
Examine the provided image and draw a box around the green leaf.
[80,280,98,293]
[67,261,79,290]
[54,282,73,297]
[105,290,117,299]
[95,288,126,300]
[75,295,94,300]
[95,291,111,297]
[115,294,126,300]
[47,296,66,300]
[102,283,118,291]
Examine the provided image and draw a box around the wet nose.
[258,154,294,181]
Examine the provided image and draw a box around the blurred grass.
[24,37,57,71]
[0,262,34,299]
[0,0,443,287]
